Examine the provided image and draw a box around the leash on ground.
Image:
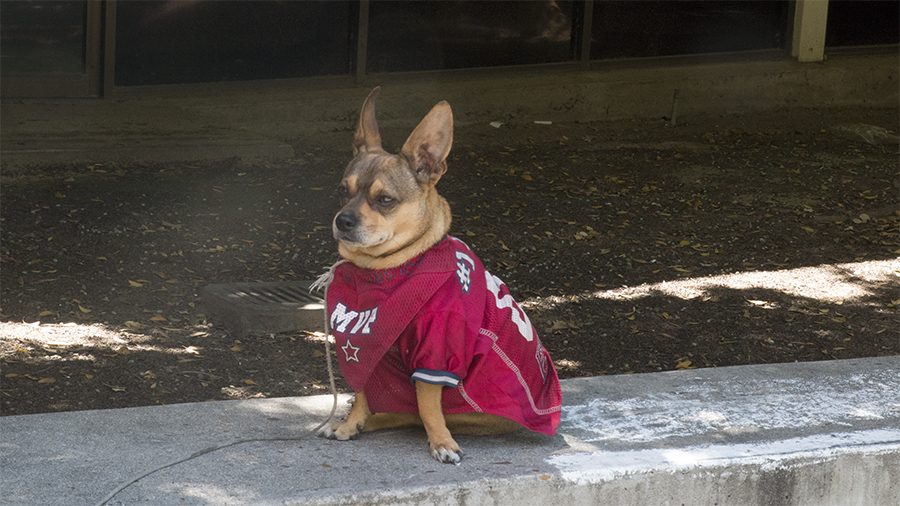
[95,279,339,506]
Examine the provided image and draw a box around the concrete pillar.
[791,0,830,62]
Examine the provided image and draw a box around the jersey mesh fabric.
[326,236,562,435]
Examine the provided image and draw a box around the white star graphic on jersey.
[341,340,360,363]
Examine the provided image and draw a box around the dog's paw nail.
[432,447,462,465]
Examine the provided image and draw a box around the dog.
[319,87,562,464]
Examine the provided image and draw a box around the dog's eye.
[377,195,395,206]
[338,185,349,198]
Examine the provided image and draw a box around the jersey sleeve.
[404,307,471,387]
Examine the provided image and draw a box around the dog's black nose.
[335,212,358,232]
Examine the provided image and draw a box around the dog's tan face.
[334,153,429,255]
[333,87,453,269]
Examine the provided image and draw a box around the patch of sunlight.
[535,258,898,307]
[163,483,259,505]
[691,410,728,424]
[241,394,350,417]
[554,359,583,371]
[0,321,139,346]
[0,321,195,356]
[662,448,710,466]
[304,331,333,343]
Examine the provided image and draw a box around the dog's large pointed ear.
[353,87,383,155]
[401,101,453,185]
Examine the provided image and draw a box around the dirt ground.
[1,107,898,416]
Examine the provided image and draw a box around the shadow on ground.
[1,108,898,415]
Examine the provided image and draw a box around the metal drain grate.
[201,281,324,337]
[226,285,322,306]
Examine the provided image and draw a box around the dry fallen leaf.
[852,213,870,224]
[675,358,693,370]
[550,320,580,331]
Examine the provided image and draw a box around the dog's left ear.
[353,87,383,155]
[401,101,453,185]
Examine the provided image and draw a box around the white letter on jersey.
[362,307,377,334]
[485,271,534,342]
[330,303,358,333]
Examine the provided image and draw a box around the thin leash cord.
[95,283,339,506]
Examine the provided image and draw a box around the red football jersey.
[325,236,562,435]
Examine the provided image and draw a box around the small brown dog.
[320,87,561,464]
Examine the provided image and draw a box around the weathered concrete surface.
[1,356,898,505]
[1,52,897,167]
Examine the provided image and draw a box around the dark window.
[0,1,86,74]
[826,0,900,47]
[115,1,354,86]
[591,1,788,59]
[366,1,576,72]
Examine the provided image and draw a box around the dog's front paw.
[320,420,361,441]
[429,437,462,465]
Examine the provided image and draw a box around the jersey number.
[484,271,534,342]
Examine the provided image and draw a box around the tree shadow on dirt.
[2,110,898,415]
[529,261,899,378]
[0,319,341,415]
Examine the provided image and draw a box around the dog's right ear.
[353,87,383,155]
[401,100,453,185]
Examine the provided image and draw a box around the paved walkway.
[2,356,898,505]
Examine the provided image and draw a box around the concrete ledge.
[0,135,294,167]
[1,357,898,505]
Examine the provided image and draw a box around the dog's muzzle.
[334,212,358,233]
